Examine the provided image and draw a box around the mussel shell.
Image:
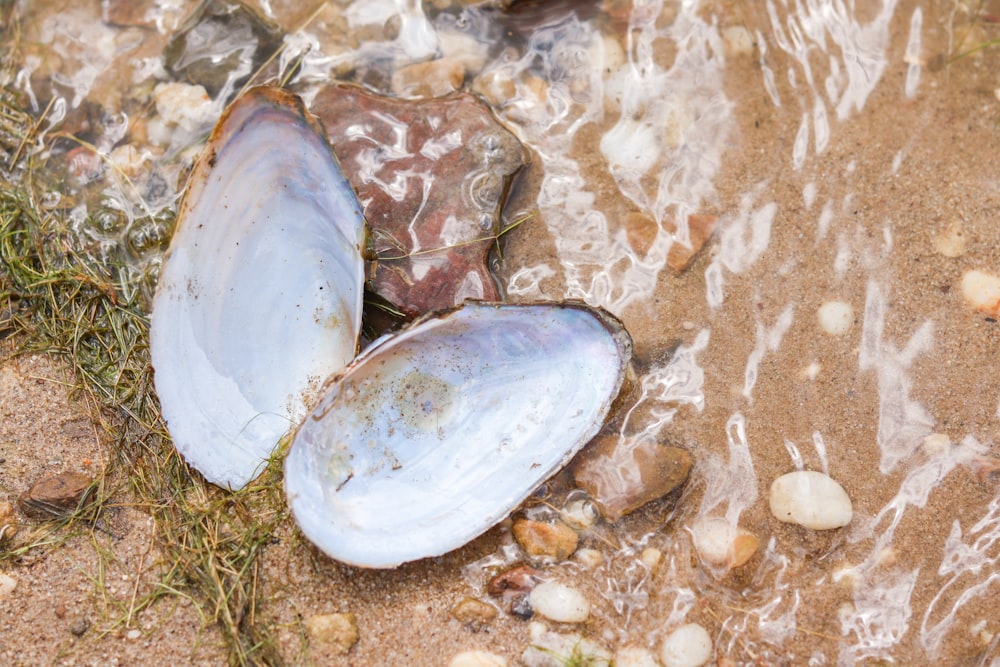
[284,301,632,568]
[151,87,365,490]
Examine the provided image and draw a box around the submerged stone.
[311,83,528,318]
[164,0,281,100]
[571,435,692,522]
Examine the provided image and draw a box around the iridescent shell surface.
[151,87,365,490]
[284,302,632,568]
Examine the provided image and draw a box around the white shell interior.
[151,88,365,490]
[284,302,631,568]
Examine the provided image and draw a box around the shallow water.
[6,0,1000,664]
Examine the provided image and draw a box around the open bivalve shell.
[284,302,632,568]
[150,87,365,490]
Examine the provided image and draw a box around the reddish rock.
[311,83,527,318]
[19,471,93,520]
[571,435,692,522]
[486,565,543,597]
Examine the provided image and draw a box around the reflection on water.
[6,0,1000,663]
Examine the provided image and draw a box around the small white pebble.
[922,433,951,457]
[801,361,821,381]
[615,645,660,667]
[0,572,16,598]
[660,623,713,667]
[681,320,695,331]
[126,628,141,640]
[769,470,853,530]
[529,581,591,623]
[817,300,853,335]
[153,82,216,132]
[449,650,509,667]
[961,270,1000,317]
[640,547,662,570]
[574,548,604,569]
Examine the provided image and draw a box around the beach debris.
[311,83,528,319]
[150,87,366,490]
[660,623,713,667]
[817,300,854,335]
[571,435,692,522]
[304,612,360,655]
[961,269,1000,317]
[450,597,498,630]
[164,0,281,99]
[19,471,93,520]
[769,470,853,530]
[528,581,591,624]
[449,651,509,667]
[513,519,579,561]
[284,302,632,568]
[560,498,598,531]
[690,517,759,570]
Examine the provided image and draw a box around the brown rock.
[0,500,17,541]
[571,436,692,522]
[19,471,93,520]
[486,565,543,597]
[304,612,359,655]
[392,58,466,98]
[311,83,528,320]
[623,211,718,274]
[512,519,578,561]
[450,596,498,630]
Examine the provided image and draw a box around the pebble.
[690,517,759,569]
[391,57,465,97]
[640,547,663,571]
[961,269,1000,317]
[660,623,713,667]
[574,548,604,569]
[70,617,90,637]
[153,82,216,133]
[20,471,93,520]
[304,612,359,655]
[449,650,509,667]
[572,436,692,522]
[0,572,16,598]
[513,519,579,561]
[932,225,966,257]
[450,596,498,630]
[769,470,853,530]
[126,628,141,640]
[0,500,17,541]
[817,301,853,335]
[615,646,660,667]
[522,623,610,667]
[528,581,591,624]
[487,565,543,597]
